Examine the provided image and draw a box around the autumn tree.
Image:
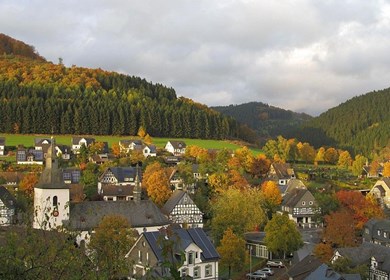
[322,209,357,248]
[142,162,171,206]
[261,180,282,219]
[313,243,334,263]
[211,188,266,244]
[80,163,99,200]
[19,172,39,197]
[383,162,390,177]
[144,133,152,145]
[315,147,326,164]
[89,215,138,279]
[111,143,121,157]
[89,141,105,155]
[208,172,229,194]
[217,228,246,279]
[337,150,352,169]
[297,142,316,163]
[264,213,303,259]
[351,154,367,176]
[324,148,338,164]
[137,126,146,138]
[249,154,271,178]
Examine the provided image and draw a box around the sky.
[1,0,390,116]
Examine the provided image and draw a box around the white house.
[0,137,5,156]
[0,186,16,225]
[71,137,95,154]
[165,140,187,156]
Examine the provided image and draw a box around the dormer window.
[188,252,195,265]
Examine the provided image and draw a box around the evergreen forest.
[0,34,247,141]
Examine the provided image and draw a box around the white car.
[246,271,268,279]
[266,260,284,268]
[258,267,274,276]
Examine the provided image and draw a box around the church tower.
[33,137,70,230]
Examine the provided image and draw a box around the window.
[205,264,212,277]
[302,201,306,206]
[309,201,313,205]
[53,196,58,207]
[181,268,188,277]
[138,250,143,262]
[188,252,194,265]
[193,266,201,278]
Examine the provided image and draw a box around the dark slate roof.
[146,144,157,153]
[287,254,322,280]
[102,184,134,196]
[342,274,361,280]
[0,137,5,145]
[101,166,142,182]
[335,242,390,269]
[144,228,219,262]
[168,141,187,149]
[161,190,186,215]
[29,149,44,161]
[363,218,390,243]
[282,188,311,208]
[68,200,169,231]
[305,263,344,280]
[0,172,24,183]
[72,137,95,145]
[63,168,81,184]
[0,186,16,208]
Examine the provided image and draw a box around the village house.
[281,188,320,228]
[165,140,187,156]
[268,162,296,186]
[363,163,384,178]
[71,137,95,154]
[126,227,219,279]
[368,178,390,209]
[16,146,44,165]
[97,166,142,201]
[0,171,25,187]
[0,136,5,156]
[118,139,157,158]
[161,190,203,228]
[0,186,16,225]
[244,232,271,260]
[363,218,390,247]
[35,138,71,160]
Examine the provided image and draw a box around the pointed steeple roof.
[133,164,142,203]
[36,137,68,189]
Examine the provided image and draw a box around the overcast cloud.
[1,0,390,115]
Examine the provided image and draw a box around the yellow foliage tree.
[19,172,39,197]
[383,162,390,177]
[261,180,282,219]
[208,172,230,194]
[142,162,171,207]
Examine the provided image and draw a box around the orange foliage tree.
[19,172,39,197]
[383,162,390,177]
[336,190,384,229]
[142,162,171,207]
[261,181,282,219]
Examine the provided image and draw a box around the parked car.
[258,267,274,276]
[266,260,284,268]
[246,270,268,279]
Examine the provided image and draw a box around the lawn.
[0,134,263,155]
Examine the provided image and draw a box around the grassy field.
[0,134,263,155]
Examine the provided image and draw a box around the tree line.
[0,56,245,140]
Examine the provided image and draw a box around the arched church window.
[53,196,58,206]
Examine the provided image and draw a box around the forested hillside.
[212,102,312,139]
[297,88,390,155]
[0,34,248,141]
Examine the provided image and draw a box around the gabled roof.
[282,188,315,208]
[374,178,390,189]
[63,168,81,184]
[271,163,294,179]
[34,138,51,146]
[305,263,345,280]
[119,139,143,146]
[0,186,16,208]
[167,141,187,149]
[72,137,95,145]
[101,184,134,196]
[161,190,186,215]
[68,200,169,231]
[284,179,306,194]
[287,254,322,280]
[143,228,219,263]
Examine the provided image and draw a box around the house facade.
[126,228,219,279]
[0,186,16,225]
[369,178,390,209]
[281,188,320,228]
[165,140,187,156]
[244,232,271,259]
[16,146,44,165]
[363,219,390,247]
[71,137,95,154]
[268,163,295,186]
[161,190,203,228]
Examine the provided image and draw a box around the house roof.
[282,188,315,208]
[143,228,219,263]
[100,166,142,182]
[168,141,187,149]
[335,242,390,269]
[34,138,51,146]
[0,172,25,183]
[67,200,169,231]
[305,263,344,280]
[374,178,390,189]
[161,190,186,215]
[271,163,294,179]
[284,179,306,194]
[101,184,134,196]
[72,137,95,145]
[364,218,390,243]
[0,186,16,208]
[287,254,322,280]
[243,231,266,245]
[63,168,81,184]
[119,139,143,146]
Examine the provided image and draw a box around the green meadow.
[0,134,263,155]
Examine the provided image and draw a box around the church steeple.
[133,164,141,203]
